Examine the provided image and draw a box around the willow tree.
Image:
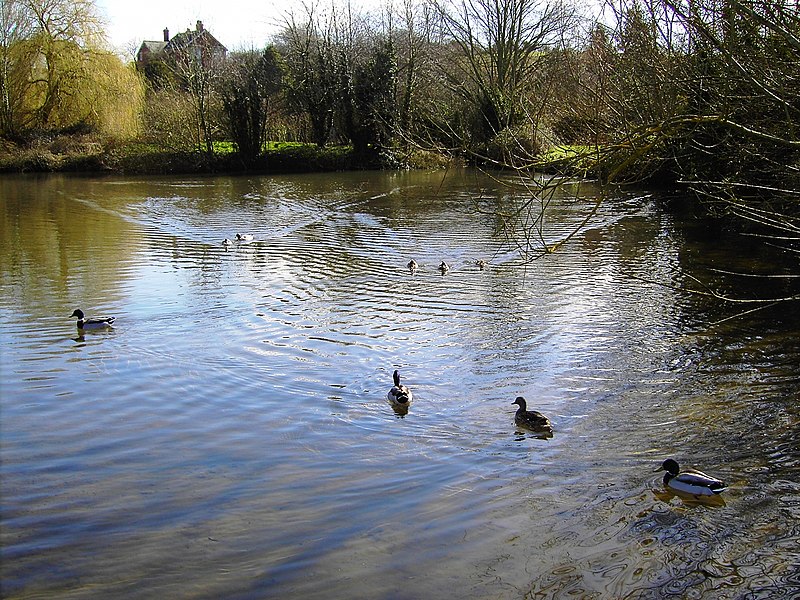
[0,0,144,139]
[89,53,145,138]
[0,0,31,135]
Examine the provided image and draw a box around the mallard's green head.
[661,458,680,475]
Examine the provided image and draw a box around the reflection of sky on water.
[1,171,798,599]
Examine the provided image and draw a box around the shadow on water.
[0,171,798,599]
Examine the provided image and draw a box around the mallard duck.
[659,458,727,496]
[438,261,450,273]
[512,397,552,433]
[407,259,418,271]
[236,233,254,242]
[387,370,413,408]
[70,309,115,330]
[222,238,233,247]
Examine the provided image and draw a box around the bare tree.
[544,0,800,305]
[431,0,578,154]
[277,3,339,147]
[220,47,285,163]
[164,33,226,156]
[389,0,441,147]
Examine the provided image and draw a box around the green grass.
[212,141,237,154]
[0,134,423,174]
[535,144,604,176]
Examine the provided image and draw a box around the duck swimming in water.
[438,261,450,273]
[512,397,552,433]
[387,370,413,409]
[659,458,727,496]
[70,309,115,330]
[236,233,254,242]
[407,259,418,272]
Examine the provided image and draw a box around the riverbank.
[0,135,454,175]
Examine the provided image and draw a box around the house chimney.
[196,20,203,32]
[163,27,169,42]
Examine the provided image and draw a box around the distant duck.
[476,259,487,270]
[438,261,450,273]
[70,309,115,330]
[512,397,552,433]
[387,370,413,408]
[236,233,254,242]
[222,238,233,247]
[407,259,418,271]
[659,458,727,496]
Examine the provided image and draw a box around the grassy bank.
[0,136,452,175]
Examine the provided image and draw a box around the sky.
[95,0,327,55]
[96,0,606,57]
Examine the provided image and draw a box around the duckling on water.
[70,309,115,330]
[387,370,413,408]
[512,396,552,433]
[659,458,727,496]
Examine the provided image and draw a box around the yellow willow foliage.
[13,37,144,138]
[88,53,145,139]
[1,40,40,132]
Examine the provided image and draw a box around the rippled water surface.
[1,170,799,599]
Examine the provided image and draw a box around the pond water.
[1,170,798,599]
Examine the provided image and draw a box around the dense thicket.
[572,0,800,195]
[578,0,799,297]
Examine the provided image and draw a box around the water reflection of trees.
[0,176,140,311]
